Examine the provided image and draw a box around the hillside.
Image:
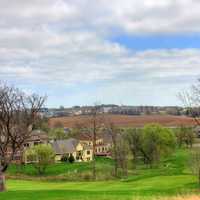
[4,150,199,200]
[48,114,197,128]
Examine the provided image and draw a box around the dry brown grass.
[173,196,200,200]
[49,114,196,128]
[132,195,200,200]
[147,195,200,200]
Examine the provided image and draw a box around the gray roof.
[52,138,79,155]
[27,130,49,142]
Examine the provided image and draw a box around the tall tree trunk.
[92,128,96,180]
[0,172,6,192]
[113,145,118,177]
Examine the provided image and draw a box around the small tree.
[104,119,119,177]
[179,79,200,126]
[141,124,176,167]
[125,128,142,166]
[26,144,55,175]
[49,128,66,140]
[175,126,195,148]
[116,133,129,177]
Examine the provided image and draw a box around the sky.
[0,0,200,107]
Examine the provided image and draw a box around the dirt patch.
[49,114,197,128]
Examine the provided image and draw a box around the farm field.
[48,114,196,128]
[2,149,200,200]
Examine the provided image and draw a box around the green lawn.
[7,157,114,181]
[1,175,198,200]
[1,149,200,200]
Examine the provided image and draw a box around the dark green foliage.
[61,154,69,162]
[68,154,75,163]
[125,128,142,164]
[125,124,176,167]
[141,124,176,166]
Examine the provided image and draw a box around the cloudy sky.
[0,0,200,107]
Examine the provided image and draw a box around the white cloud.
[0,0,200,106]
[1,0,200,34]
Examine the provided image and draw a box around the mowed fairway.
[2,149,200,199]
[0,175,198,200]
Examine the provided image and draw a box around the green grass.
[1,149,200,200]
[1,175,198,200]
[7,157,114,180]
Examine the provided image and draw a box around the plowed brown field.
[48,114,197,128]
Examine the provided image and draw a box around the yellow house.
[52,138,93,162]
[78,134,112,157]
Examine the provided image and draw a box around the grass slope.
[1,149,199,200]
[1,175,197,200]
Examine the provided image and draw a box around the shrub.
[68,154,75,163]
[25,144,55,175]
[61,154,69,162]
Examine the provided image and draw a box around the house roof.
[52,138,79,155]
[76,132,113,145]
[27,130,49,142]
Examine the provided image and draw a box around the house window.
[24,143,29,147]
[87,150,90,155]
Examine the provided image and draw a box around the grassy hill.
[2,149,200,200]
[1,175,197,200]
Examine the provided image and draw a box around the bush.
[61,154,69,162]
[25,144,55,175]
[68,154,75,163]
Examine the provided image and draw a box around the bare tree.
[103,116,119,177]
[90,105,103,180]
[115,133,129,177]
[103,115,129,177]
[70,105,103,180]
[125,128,142,166]
[0,83,45,191]
[179,79,200,126]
